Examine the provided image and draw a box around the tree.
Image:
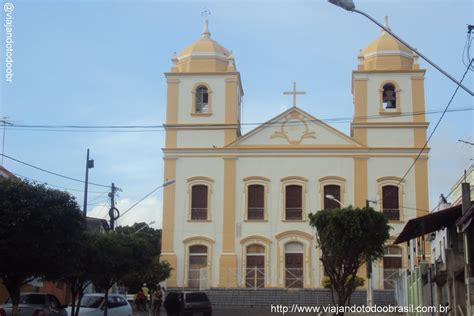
[88,232,150,316]
[0,177,85,316]
[309,206,390,310]
[61,233,95,316]
[116,223,171,293]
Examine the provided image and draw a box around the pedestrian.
[141,283,150,311]
[134,289,146,312]
[152,285,163,315]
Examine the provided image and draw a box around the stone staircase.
[170,288,397,308]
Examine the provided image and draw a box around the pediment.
[227,107,362,148]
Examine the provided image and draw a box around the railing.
[383,208,400,221]
[245,267,265,288]
[383,269,399,290]
[191,208,208,220]
[247,207,264,220]
[285,208,303,220]
[285,268,304,288]
[187,268,209,290]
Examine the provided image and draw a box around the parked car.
[163,291,212,316]
[66,294,131,316]
[0,293,67,316]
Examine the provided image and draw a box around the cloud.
[88,196,163,229]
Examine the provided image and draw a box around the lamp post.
[365,199,377,307]
[134,221,156,234]
[325,194,345,208]
[328,0,474,96]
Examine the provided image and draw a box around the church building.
[160,19,430,290]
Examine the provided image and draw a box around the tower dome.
[173,20,234,73]
[359,17,417,71]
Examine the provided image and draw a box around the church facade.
[160,20,430,290]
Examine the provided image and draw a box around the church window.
[188,245,208,288]
[383,246,402,289]
[247,184,265,220]
[323,185,341,209]
[191,185,208,220]
[382,185,400,221]
[382,83,397,109]
[285,185,303,220]
[195,86,209,113]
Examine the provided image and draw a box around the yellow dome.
[174,21,233,73]
[179,37,230,58]
[359,17,415,71]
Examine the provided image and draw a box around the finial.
[382,16,391,32]
[171,52,178,65]
[201,9,211,38]
[227,51,235,71]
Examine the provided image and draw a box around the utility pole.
[108,183,120,231]
[83,148,94,217]
[366,199,374,307]
[1,117,12,166]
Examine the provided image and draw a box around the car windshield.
[185,293,209,303]
[80,296,103,308]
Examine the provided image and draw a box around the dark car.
[0,293,67,316]
[164,291,212,316]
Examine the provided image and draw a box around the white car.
[67,294,132,316]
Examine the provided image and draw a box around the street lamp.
[325,194,345,208]
[365,199,377,307]
[134,221,156,234]
[328,0,474,96]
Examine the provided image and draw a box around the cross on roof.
[201,9,211,18]
[283,82,306,107]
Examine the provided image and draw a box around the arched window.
[383,246,402,289]
[382,185,400,221]
[382,83,397,109]
[285,242,304,288]
[285,185,303,220]
[323,185,341,209]
[195,86,209,113]
[245,244,265,288]
[191,185,208,220]
[188,245,208,288]
[247,184,264,220]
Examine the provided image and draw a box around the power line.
[3,106,473,133]
[376,60,473,210]
[1,153,109,188]
[12,172,109,194]
[397,60,472,187]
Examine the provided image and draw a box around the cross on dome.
[201,9,211,38]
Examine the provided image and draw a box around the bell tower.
[351,17,428,150]
[164,20,244,149]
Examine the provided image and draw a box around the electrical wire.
[376,60,473,211]
[2,107,473,133]
[1,153,110,188]
[11,172,109,194]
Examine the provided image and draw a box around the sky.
[1,0,473,229]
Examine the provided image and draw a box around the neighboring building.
[160,20,430,290]
[0,166,14,178]
[395,166,474,315]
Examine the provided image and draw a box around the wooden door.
[285,253,303,288]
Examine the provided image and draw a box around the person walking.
[141,283,150,311]
[151,285,163,316]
